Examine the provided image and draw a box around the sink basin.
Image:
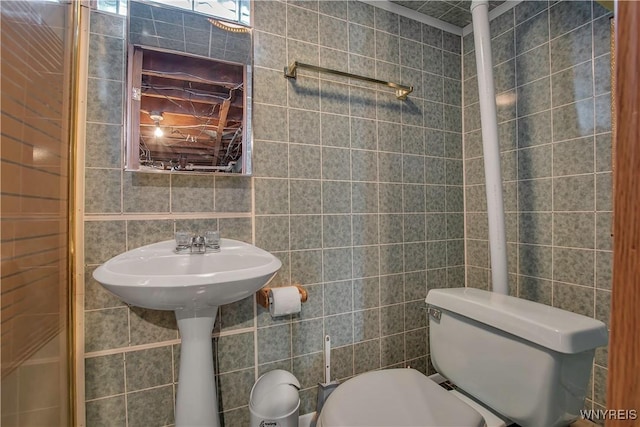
[93,238,282,310]
[93,237,282,427]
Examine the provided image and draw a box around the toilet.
[317,288,608,427]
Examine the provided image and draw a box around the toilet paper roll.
[269,286,302,317]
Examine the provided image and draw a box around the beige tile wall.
[82,1,465,424]
[462,0,612,417]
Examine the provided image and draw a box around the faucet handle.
[205,231,220,251]
[175,231,191,249]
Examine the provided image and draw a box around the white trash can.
[249,369,301,427]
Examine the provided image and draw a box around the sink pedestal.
[175,307,220,427]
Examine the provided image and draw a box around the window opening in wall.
[93,0,250,25]
[94,0,128,15]
[128,46,246,172]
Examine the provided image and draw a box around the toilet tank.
[426,288,608,427]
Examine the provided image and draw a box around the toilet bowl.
[317,288,608,427]
[316,368,486,427]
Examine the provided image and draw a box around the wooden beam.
[138,136,217,150]
[142,69,240,89]
[141,89,244,109]
[141,74,240,95]
[142,86,226,106]
[607,2,640,426]
[140,112,219,128]
[214,99,231,160]
[139,96,243,121]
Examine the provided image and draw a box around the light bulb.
[154,122,163,137]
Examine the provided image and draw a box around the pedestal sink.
[93,238,282,427]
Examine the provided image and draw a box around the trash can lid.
[249,370,301,418]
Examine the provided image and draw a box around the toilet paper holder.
[256,285,308,309]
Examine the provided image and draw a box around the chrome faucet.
[191,235,206,253]
[175,231,220,254]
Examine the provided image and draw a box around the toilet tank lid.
[426,288,608,354]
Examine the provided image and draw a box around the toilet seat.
[316,369,485,427]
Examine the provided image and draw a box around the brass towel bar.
[284,61,413,100]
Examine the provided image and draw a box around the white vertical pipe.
[470,0,509,295]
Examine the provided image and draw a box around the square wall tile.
[126,220,173,250]
[353,246,380,278]
[214,176,251,212]
[354,308,380,343]
[519,244,552,279]
[552,99,595,142]
[552,281,594,317]
[255,216,289,252]
[125,347,172,392]
[319,15,348,51]
[516,43,549,87]
[553,213,595,249]
[549,1,592,39]
[550,23,592,74]
[129,307,178,346]
[329,344,354,381]
[291,250,323,285]
[258,324,291,365]
[123,172,170,213]
[86,396,126,426]
[289,109,321,145]
[519,275,552,304]
[85,354,125,400]
[380,333,404,367]
[351,182,379,213]
[217,368,254,410]
[85,265,126,310]
[324,281,353,316]
[354,277,380,310]
[515,9,548,55]
[86,78,124,124]
[85,123,122,168]
[287,5,318,44]
[290,215,322,250]
[349,23,375,57]
[323,248,353,282]
[290,180,322,214]
[553,175,594,211]
[292,352,324,390]
[354,339,380,374]
[84,308,129,353]
[323,181,352,213]
[324,313,354,347]
[553,247,595,287]
[292,319,324,356]
[517,110,552,148]
[254,178,289,214]
[217,332,255,373]
[220,295,254,331]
